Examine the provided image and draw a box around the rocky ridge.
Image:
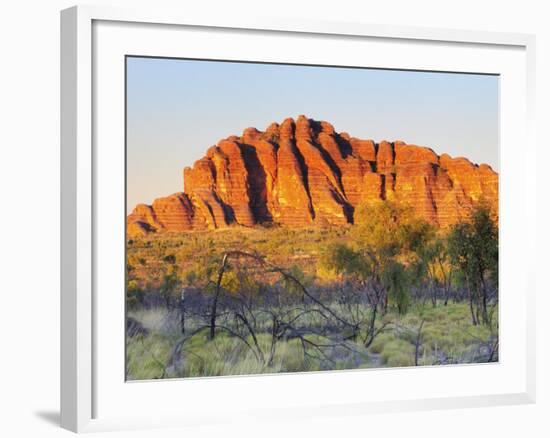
[127,115,498,236]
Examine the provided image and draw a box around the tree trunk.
[479,274,489,325]
[210,254,228,340]
[180,291,186,334]
[414,320,425,366]
[465,273,478,326]
[364,304,378,348]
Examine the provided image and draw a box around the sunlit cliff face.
[127,115,498,237]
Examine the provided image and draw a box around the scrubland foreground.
[126,201,498,380]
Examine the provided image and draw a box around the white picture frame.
[60,4,536,433]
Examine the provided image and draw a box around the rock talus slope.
[127,115,498,235]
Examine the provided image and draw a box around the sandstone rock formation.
[127,115,498,236]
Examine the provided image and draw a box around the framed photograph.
[61,5,536,433]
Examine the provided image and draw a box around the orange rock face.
[127,116,498,235]
[127,193,207,236]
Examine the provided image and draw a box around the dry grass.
[126,302,498,380]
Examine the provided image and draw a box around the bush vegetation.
[126,200,499,380]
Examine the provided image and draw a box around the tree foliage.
[447,202,498,325]
[348,201,431,314]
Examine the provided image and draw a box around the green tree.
[319,243,370,283]
[160,264,180,307]
[351,201,430,315]
[447,202,498,325]
[416,233,454,307]
[320,201,431,349]
[382,260,410,314]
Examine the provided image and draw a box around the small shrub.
[380,339,414,366]
[368,332,395,354]
[386,351,414,367]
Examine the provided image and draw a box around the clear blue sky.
[127,57,498,212]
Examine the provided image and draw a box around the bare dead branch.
[415,319,425,366]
